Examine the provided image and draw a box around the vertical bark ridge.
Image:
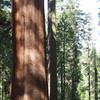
[11,0,48,100]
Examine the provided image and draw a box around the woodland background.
[0,0,100,100]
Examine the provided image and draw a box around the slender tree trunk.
[11,0,48,100]
[89,70,91,100]
[95,65,98,100]
[1,74,3,100]
[63,32,65,100]
[87,44,91,100]
[71,74,75,100]
[61,62,64,100]
[71,42,80,100]
[48,0,57,100]
[93,47,98,100]
[61,38,65,100]
[61,33,65,100]
[71,58,76,100]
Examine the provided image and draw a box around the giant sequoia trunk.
[11,0,48,100]
[48,0,57,100]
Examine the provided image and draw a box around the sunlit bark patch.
[11,0,47,100]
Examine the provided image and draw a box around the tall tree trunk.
[61,61,64,100]
[71,42,80,100]
[94,62,98,100]
[71,57,76,100]
[48,0,57,100]
[93,46,98,100]
[88,44,91,100]
[11,0,48,100]
[61,33,65,100]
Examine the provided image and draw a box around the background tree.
[0,0,100,100]
[48,0,57,100]
[0,0,12,100]
[92,44,98,100]
[56,0,83,99]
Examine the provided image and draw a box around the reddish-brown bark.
[11,0,48,100]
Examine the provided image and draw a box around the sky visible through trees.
[79,0,100,51]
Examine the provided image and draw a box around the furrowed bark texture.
[11,0,48,100]
[48,0,57,100]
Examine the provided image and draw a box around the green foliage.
[56,0,83,99]
[0,0,12,100]
[56,0,96,100]
[0,0,100,100]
